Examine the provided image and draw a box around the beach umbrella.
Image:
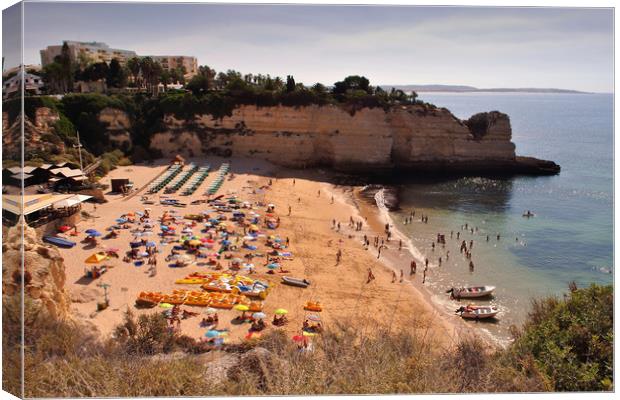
[252,312,267,320]
[205,308,217,314]
[249,224,259,231]
[130,241,142,248]
[205,330,220,338]
[58,225,72,233]
[307,314,321,322]
[105,247,120,253]
[139,251,149,257]
[292,335,305,342]
[302,331,317,337]
[115,218,127,223]
[141,231,153,236]
[85,253,107,264]
[188,239,202,246]
[234,304,249,312]
[275,308,288,315]
[159,303,173,309]
[267,263,278,270]
[145,241,157,247]
[88,231,102,237]
[85,228,98,234]
[160,225,169,231]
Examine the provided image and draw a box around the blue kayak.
[43,235,76,248]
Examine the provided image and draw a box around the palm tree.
[139,57,154,92]
[127,57,141,87]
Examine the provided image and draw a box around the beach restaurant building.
[2,193,92,228]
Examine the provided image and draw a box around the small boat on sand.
[281,276,310,288]
[456,305,499,319]
[43,235,76,248]
[447,286,495,299]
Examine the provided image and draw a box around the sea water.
[392,93,613,343]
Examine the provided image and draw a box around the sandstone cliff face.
[2,108,65,161]
[2,220,72,320]
[148,104,516,172]
[99,107,132,150]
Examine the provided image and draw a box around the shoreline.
[346,185,503,347]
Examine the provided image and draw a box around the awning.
[53,194,92,208]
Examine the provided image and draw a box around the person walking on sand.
[331,196,334,204]
[400,270,404,283]
[288,205,291,216]
[367,268,375,283]
[457,231,460,240]
[336,249,342,265]
[497,233,501,240]
[293,179,295,186]
[391,270,397,283]
[410,260,417,275]
[438,256,442,266]
[422,269,427,284]
[446,250,450,260]
[486,235,489,242]
[377,246,382,259]
[337,222,341,232]
[469,240,473,250]
[431,242,435,251]
[469,260,475,272]
[318,190,321,197]
[425,258,429,268]
[399,239,402,251]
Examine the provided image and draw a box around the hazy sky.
[6,3,615,92]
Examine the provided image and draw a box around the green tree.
[286,75,296,92]
[59,41,75,92]
[332,75,371,96]
[107,58,127,88]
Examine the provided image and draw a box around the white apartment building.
[40,41,138,66]
[3,71,44,99]
[148,55,198,78]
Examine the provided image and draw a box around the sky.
[3,2,615,92]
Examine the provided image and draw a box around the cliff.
[148,104,559,176]
[2,220,72,320]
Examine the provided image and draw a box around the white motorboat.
[447,286,495,299]
[456,305,499,319]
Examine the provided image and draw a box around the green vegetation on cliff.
[2,284,612,397]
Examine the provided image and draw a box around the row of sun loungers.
[205,163,230,195]
[181,166,211,196]
[164,164,198,194]
[147,165,182,194]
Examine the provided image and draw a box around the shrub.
[507,284,613,391]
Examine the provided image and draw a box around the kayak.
[43,235,76,248]
[282,276,310,288]
[448,286,495,299]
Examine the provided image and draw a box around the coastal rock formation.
[2,219,72,320]
[99,107,132,150]
[2,108,66,161]
[148,104,559,175]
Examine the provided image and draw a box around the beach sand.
[59,157,468,348]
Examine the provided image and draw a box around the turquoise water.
[392,93,613,342]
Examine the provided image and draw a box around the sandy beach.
[58,157,470,348]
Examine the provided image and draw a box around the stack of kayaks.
[181,165,210,196]
[148,165,182,194]
[135,289,263,310]
[205,163,230,195]
[164,163,198,193]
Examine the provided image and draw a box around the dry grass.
[3,297,551,397]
